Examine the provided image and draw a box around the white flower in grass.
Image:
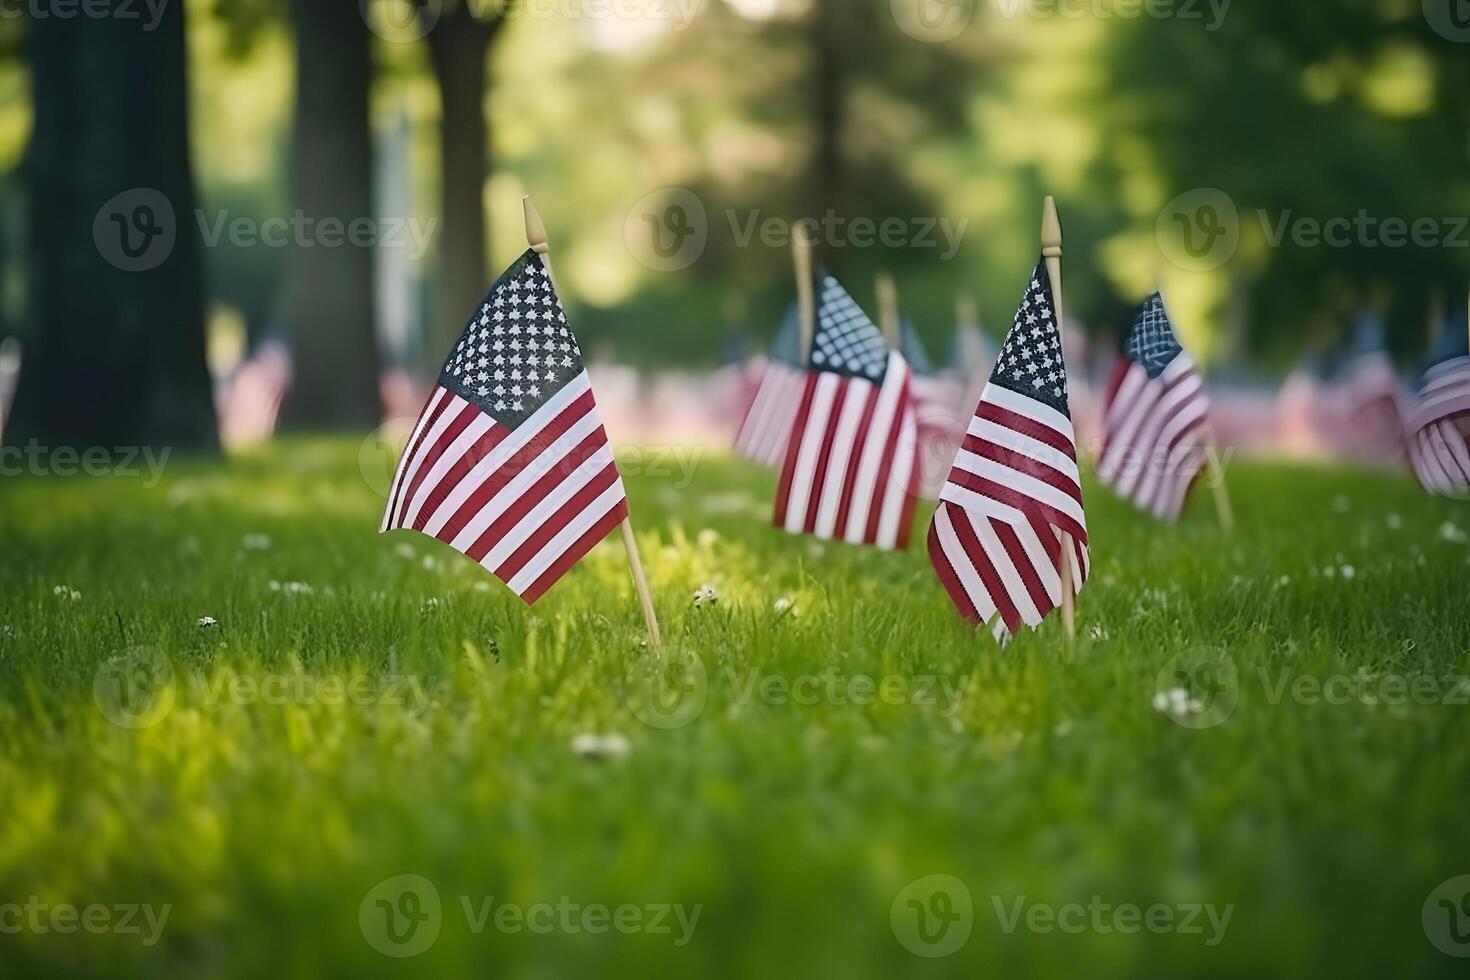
[693,584,719,609]
[1,625,12,638]
[697,529,720,548]
[1152,687,1204,720]
[53,586,81,601]
[571,733,631,760]
[421,555,437,572]
[472,581,491,593]
[422,597,440,614]
[197,616,218,628]
[394,542,416,560]
[241,533,272,551]
[1089,625,1109,641]
[773,596,794,615]
[1440,522,1467,544]
[1339,565,1356,580]
[271,581,312,596]
[1385,512,1403,531]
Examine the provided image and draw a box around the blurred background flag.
[1333,308,1406,466]
[380,250,628,604]
[1096,293,1212,522]
[217,338,292,450]
[0,337,18,443]
[734,303,805,467]
[928,257,1089,644]
[1407,304,1470,497]
[773,273,918,551]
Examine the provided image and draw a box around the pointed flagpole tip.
[522,194,549,253]
[1041,196,1062,257]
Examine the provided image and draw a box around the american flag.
[773,274,919,550]
[1407,312,1470,496]
[901,318,967,500]
[734,304,806,467]
[380,250,628,602]
[1335,311,1405,465]
[217,338,291,449]
[1096,293,1211,522]
[927,259,1089,644]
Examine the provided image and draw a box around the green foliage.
[0,442,1468,976]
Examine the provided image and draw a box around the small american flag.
[380,250,628,603]
[1096,293,1211,522]
[773,273,919,550]
[1335,312,1405,465]
[734,304,805,467]
[927,259,1089,644]
[1407,313,1470,496]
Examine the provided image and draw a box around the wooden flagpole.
[1041,196,1076,640]
[875,271,901,348]
[793,226,816,359]
[523,195,662,646]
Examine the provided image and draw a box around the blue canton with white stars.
[808,273,890,383]
[1123,292,1183,380]
[989,259,1071,417]
[439,249,584,431]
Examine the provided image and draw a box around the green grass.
[1,440,1469,978]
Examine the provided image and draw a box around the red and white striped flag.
[1407,332,1470,496]
[1096,293,1211,522]
[735,305,805,467]
[381,250,628,603]
[928,259,1089,644]
[773,274,919,550]
[1334,313,1405,465]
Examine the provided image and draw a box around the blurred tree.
[7,5,217,452]
[425,0,515,358]
[280,0,380,429]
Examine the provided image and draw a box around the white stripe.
[381,386,450,532]
[874,399,917,549]
[1098,372,1164,482]
[401,413,498,529]
[444,400,603,549]
[813,380,872,537]
[951,449,1086,529]
[783,374,838,532]
[479,445,616,573]
[967,506,1042,628]
[1119,373,1204,499]
[967,416,1081,486]
[504,478,627,594]
[934,503,997,624]
[845,352,909,543]
[392,393,474,527]
[982,379,1076,443]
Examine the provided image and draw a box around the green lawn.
[1,440,1468,978]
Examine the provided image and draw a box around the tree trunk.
[426,6,496,362]
[8,6,216,453]
[808,0,843,219]
[280,0,381,430]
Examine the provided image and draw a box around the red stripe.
[803,379,849,533]
[397,401,479,527]
[463,425,611,564]
[493,460,621,582]
[952,508,1020,635]
[432,390,596,545]
[1101,356,1130,416]
[993,520,1052,621]
[960,434,1083,502]
[975,399,1077,461]
[864,376,910,545]
[772,373,818,527]
[945,467,1088,547]
[410,423,509,533]
[515,480,630,605]
[927,509,982,625]
[833,381,881,539]
[387,389,452,527]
